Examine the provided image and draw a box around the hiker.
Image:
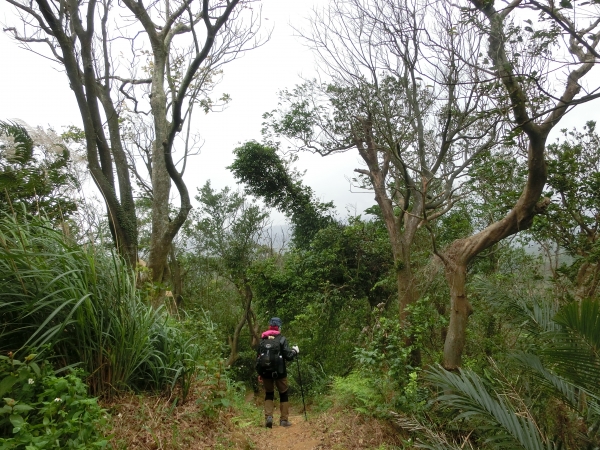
[256,317,299,428]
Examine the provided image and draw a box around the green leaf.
[9,413,25,428]
[29,362,41,377]
[0,376,19,398]
[13,404,34,413]
[559,0,573,7]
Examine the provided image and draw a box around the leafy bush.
[332,371,394,418]
[0,354,109,449]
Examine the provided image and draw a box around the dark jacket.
[256,330,296,379]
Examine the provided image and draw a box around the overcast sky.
[1,0,598,225]
[0,0,374,223]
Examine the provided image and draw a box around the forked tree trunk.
[354,119,423,323]
[441,185,551,369]
[441,0,598,370]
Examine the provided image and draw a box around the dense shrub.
[0,354,109,449]
[0,214,201,399]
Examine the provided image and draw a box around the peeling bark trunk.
[441,185,551,369]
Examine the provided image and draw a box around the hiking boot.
[265,416,273,428]
[280,419,292,427]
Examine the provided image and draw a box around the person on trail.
[256,317,299,428]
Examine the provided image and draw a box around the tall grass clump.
[0,213,195,398]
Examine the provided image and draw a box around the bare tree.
[265,0,498,322]
[3,0,264,282]
[440,0,600,369]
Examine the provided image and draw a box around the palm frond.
[426,365,556,450]
[390,412,474,450]
[545,298,600,397]
[471,276,560,335]
[514,353,586,408]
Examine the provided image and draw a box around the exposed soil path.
[106,393,404,449]
[235,401,404,450]
[250,414,322,450]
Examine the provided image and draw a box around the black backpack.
[256,335,285,378]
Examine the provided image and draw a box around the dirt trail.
[231,404,404,450]
[250,414,322,450]
[107,392,404,449]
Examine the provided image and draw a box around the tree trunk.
[354,121,422,322]
[440,188,550,369]
[168,246,184,306]
[247,308,261,349]
[29,0,139,267]
[226,283,254,367]
[442,256,472,370]
[397,259,417,323]
[440,0,598,369]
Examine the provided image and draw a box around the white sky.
[1,0,598,225]
[0,0,374,223]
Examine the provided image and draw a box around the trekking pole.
[296,355,308,421]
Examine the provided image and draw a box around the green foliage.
[0,354,109,449]
[465,148,526,228]
[422,287,600,449]
[530,123,600,294]
[183,181,270,365]
[358,298,445,375]
[0,213,199,398]
[0,121,78,221]
[249,218,394,382]
[434,207,474,248]
[165,310,227,404]
[262,77,431,161]
[187,181,268,282]
[332,371,394,418]
[253,219,393,316]
[194,360,238,418]
[229,141,335,248]
[352,298,441,414]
